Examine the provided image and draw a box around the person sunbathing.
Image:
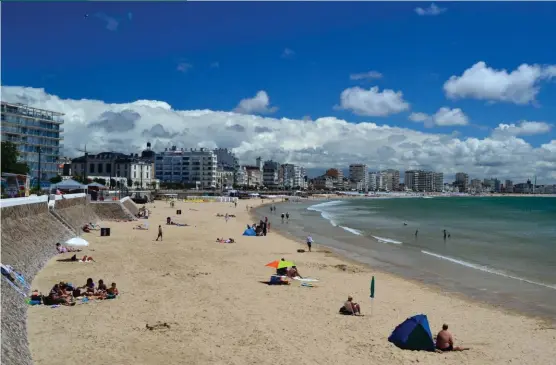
[57,255,94,262]
[435,324,470,352]
[286,266,303,279]
[133,224,148,230]
[83,225,91,233]
[56,242,81,254]
[340,296,361,315]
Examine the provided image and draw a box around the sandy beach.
[28,199,556,365]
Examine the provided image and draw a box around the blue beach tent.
[242,227,256,236]
[388,314,436,351]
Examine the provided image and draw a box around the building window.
[98,163,103,173]
[134,172,136,178]
[90,164,95,173]
[106,163,112,173]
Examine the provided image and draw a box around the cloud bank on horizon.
[2,84,555,183]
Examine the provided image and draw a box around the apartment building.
[243,166,262,187]
[404,170,443,192]
[505,180,514,193]
[349,164,368,192]
[454,172,469,192]
[324,168,345,190]
[263,160,281,188]
[1,102,64,181]
[280,163,307,189]
[368,172,377,191]
[378,169,400,191]
[154,146,217,188]
[71,151,158,189]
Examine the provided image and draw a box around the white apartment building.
[404,170,443,192]
[71,152,158,189]
[379,169,400,191]
[455,172,469,192]
[244,166,262,187]
[368,172,377,191]
[280,163,307,189]
[154,146,217,188]
[349,164,369,192]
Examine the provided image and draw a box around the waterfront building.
[311,175,334,190]
[280,163,306,189]
[262,160,281,188]
[1,102,64,181]
[455,172,469,192]
[71,151,158,189]
[368,172,377,191]
[154,146,217,188]
[380,169,400,191]
[325,168,345,190]
[243,166,262,187]
[505,180,514,193]
[404,170,443,192]
[349,164,369,192]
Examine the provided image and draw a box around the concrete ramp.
[1,197,73,365]
[121,197,140,216]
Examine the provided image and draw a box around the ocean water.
[254,197,556,319]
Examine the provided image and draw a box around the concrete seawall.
[1,198,74,365]
[54,197,100,232]
[91,201,136,221]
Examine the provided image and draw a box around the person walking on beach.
[225,213,229,223]
[443,230,447,240]
[281,213,285,223]
[156,225,163,241]
[286,212,290,223]
[435,324,470,352]
[415,230,419,237]
[306,235,313,252]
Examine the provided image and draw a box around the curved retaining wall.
[91,202,136,221]
[54,197,100,232]
[1,199,74,365]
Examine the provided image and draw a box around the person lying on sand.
[133,224,149,230]
[56,242,81,254]
[57,255,94,263]
[435,324,470,352]
[340,296,361,316]
[286,266,303,279]
[83,225,91,233]
[216,237,235,243]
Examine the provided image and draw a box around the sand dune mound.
[1,201,73,365]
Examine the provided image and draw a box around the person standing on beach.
[281,213,285,223]
[156,225,163,241]
[306,235,313,252]
[225,213,229,223]
[286,212,290,223]
[443,230,447,240]
[415,230,418,237]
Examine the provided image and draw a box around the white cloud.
[492,121,552,139]
[281,48,295,59]
[350,71,383,81]
[94,13,119,31]
[233,90,278,115]
[337,86,410,117]
[409,107,469,128]
[444,62,556,105]
[176,62,192,73]
[415,3,446,16]
[210,62,220,69]
[2,85,555,183]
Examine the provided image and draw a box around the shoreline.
[27,198,556,365]
[252,199,556,324]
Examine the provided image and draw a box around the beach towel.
[293,277,319,282]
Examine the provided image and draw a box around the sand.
[28,199,556,365]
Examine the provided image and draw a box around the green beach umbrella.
[370,276,375,299]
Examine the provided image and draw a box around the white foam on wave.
[421,250,556,290]
[307,200,345,227]
[372,236,402,245]
[340,226,363,235]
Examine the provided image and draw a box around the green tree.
[93,178,107,186]
[1,141,30,175]
[49,175,62,184]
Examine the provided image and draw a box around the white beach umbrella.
[65,237,90,247]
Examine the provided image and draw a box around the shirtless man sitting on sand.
[436,324,470,352]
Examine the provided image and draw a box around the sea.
[254,196,556,319]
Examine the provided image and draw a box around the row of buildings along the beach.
[2,101,555,193]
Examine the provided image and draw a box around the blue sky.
[2,2,556,181]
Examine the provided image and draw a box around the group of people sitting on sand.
[249,217,270,236]
[31,278,119,306]
[215,237,235,243]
